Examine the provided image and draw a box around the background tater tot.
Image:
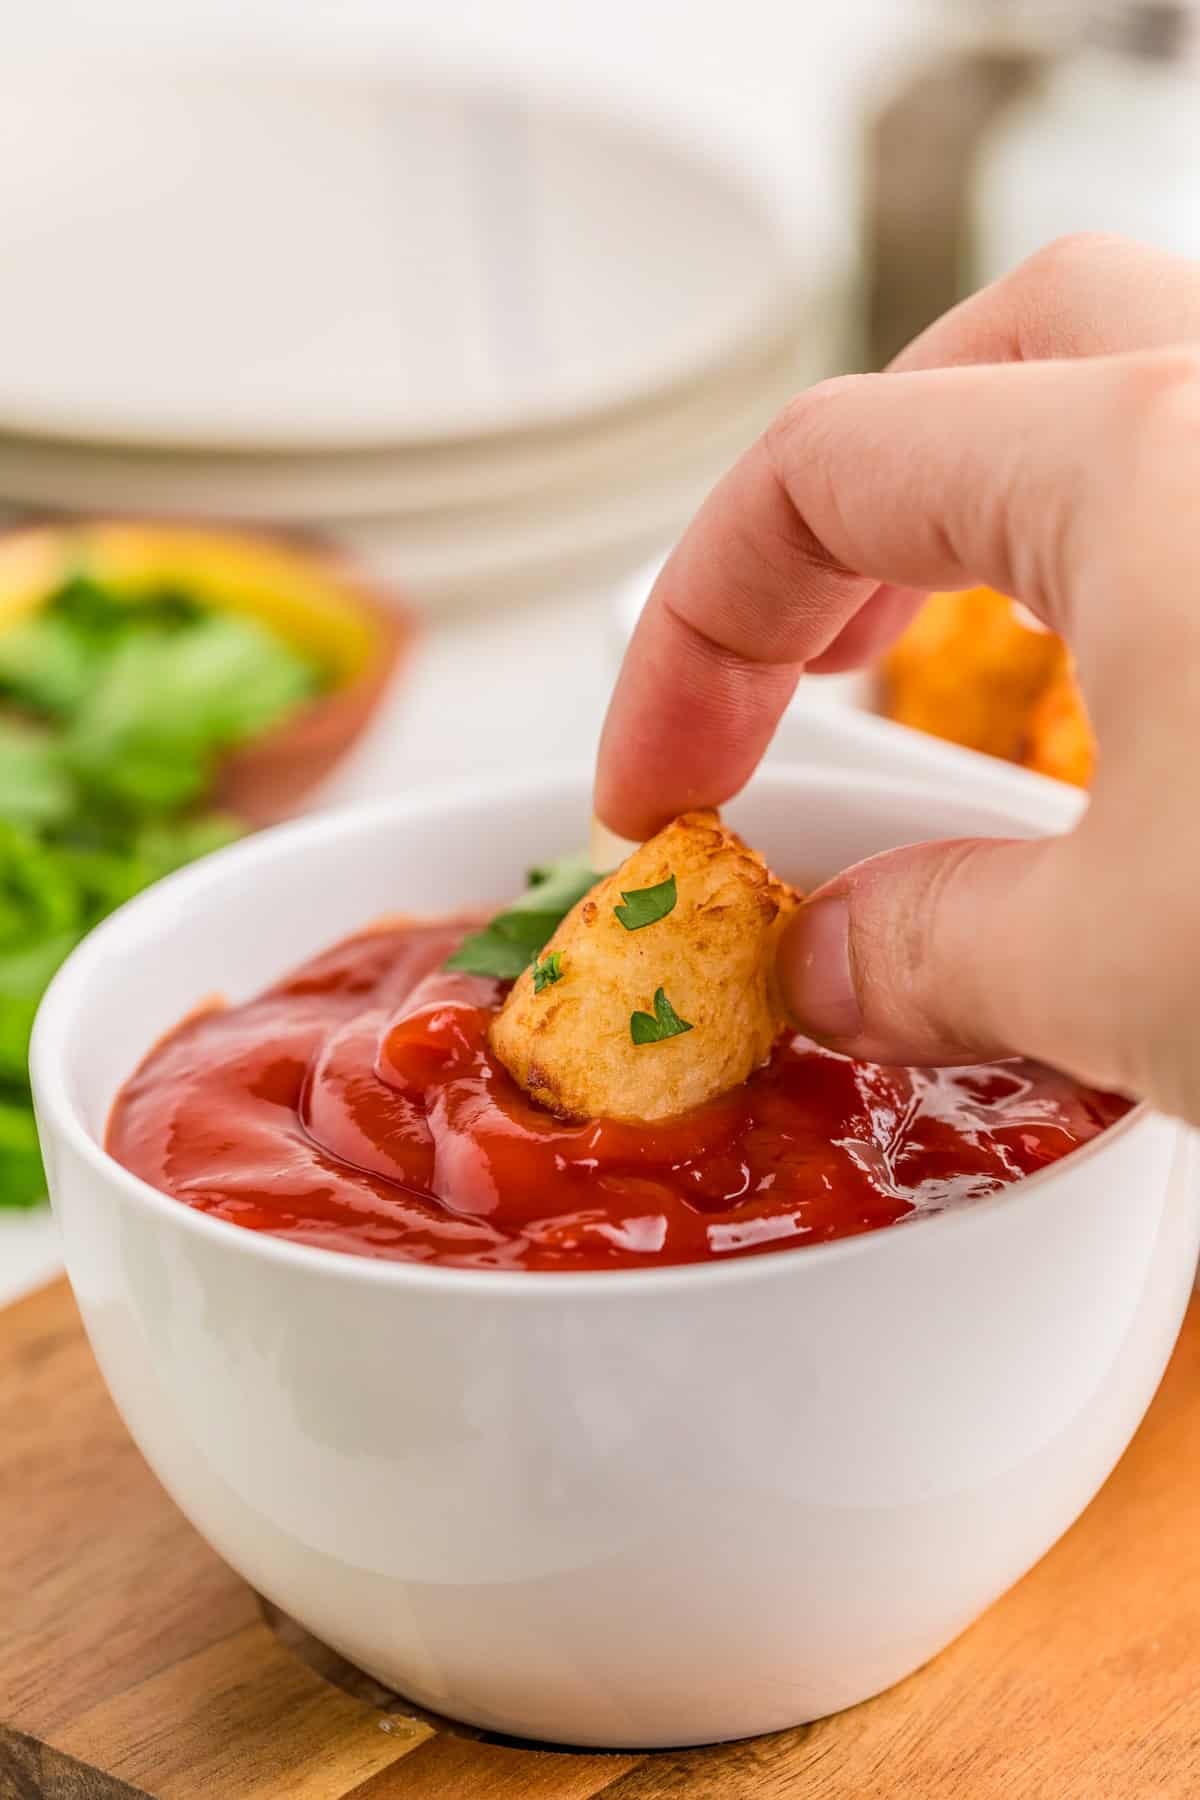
[1023,665,1095,788]
[880,586,1093,787]
[882,587,1063,761]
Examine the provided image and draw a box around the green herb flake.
[532,951,562,993]
[446,855,596,980]
[614,873,677,932]
[630,986,694,1045]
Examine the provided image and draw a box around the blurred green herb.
[0,569,324,1207]
[446,855,596,980]
[0,1098,48,1209]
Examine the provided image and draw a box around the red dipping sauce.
[108,920,1131,1272]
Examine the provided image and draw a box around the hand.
[595,235,1200,1122]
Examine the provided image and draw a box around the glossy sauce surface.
[108,921,1131,1271]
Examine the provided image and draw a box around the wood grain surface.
[3,1274,1200,1798]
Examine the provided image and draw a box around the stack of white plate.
[0,62,837,609]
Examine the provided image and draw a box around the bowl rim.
[30,763,1154,1299]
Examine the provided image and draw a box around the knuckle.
[997,234,1128,358]
[1114,347,1200,441]
[1097,868,1200,1117]
[851,840,995,1053]
[765,376,864,473]
[1110,958,1200,1123]
[1007,231,1123,296]
[900,841,988,1028]
[1063,349,1200,597]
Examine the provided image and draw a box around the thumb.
[776,835,1130,1092]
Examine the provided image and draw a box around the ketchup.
[108,921,1131,1272]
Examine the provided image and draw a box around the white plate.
[0,322,835,612]
[317,336,813,606]
[0,314,823,521]
[0,63,795,451]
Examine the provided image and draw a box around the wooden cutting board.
[4,1275,1200,1799]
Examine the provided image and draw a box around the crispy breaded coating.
[489,811,800,1123]
[882,587,1063,762]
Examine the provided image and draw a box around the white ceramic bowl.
[31,768,1199,1748]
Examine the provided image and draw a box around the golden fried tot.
[1023,662,1095,788]
[490,811,800,1123]
[881,585,1094,789]
[882,587,1063,762]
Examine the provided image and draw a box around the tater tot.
[1023,662,1095,788]
[490,811,800,1123]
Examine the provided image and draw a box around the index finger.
[802,236,1200,680]
[595,238,1200,840]
[594,351,1160,838]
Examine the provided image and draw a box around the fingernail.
[779,898,863,1040]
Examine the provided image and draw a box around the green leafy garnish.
[0,933,82,1083]
[447,855,596,979]
[0,819,81,948]
[445,926,539,982]
[0,1098,50,1209]
[0,574,204,719]
[65,614,319,816]
[131,814,243,882]
[630,987,694,1045]
[614,873,677,931]
[532,951,562,993]
[502,855,596,927]
[0,565,327,1208]
[0,724,75,829]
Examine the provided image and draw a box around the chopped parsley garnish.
[441,926,533,982]
[614,873,677,931]
[532,950,563,993]
[446,855,596,980]
[630,987,694,1045]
